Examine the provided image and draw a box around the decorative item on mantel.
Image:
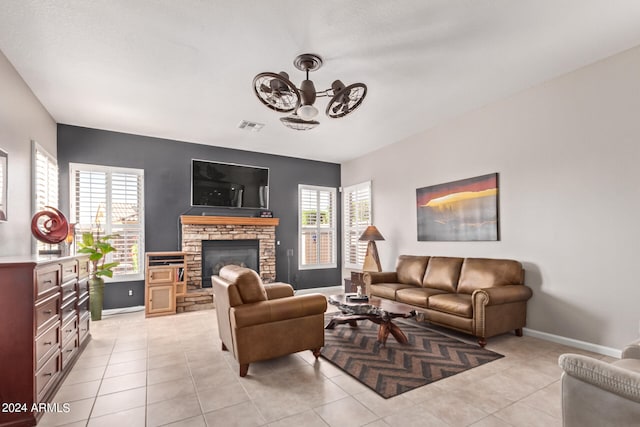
[359,225,385,273]
[77,232,120,321]
[31,206,70,255]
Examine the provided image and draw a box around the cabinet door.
[148,267,174,284]
[146,285,176,315]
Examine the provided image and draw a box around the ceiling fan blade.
[260,83,273,94]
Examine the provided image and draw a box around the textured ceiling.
[1,1,640,163]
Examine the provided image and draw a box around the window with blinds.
[70,163,145,280]
[32,142,59,252]
[343,181,372,269]
[33,142,59,213]
[299,185,337,269]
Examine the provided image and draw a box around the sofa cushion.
[219,265,267,303]
[370,282,414,300]
[427,294,473,318]
[457,258,524,295]
[396,287,448,308]
[396,255,429,286]
[422,257,464,292]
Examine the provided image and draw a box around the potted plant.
[78,232,119,321]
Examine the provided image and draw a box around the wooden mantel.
[180,215,280,226]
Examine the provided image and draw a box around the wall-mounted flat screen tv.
[191,159,269,209]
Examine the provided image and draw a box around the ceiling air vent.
[238,120,265,132]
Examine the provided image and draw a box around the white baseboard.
[523,327,622,359]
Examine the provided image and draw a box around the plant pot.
[88,276,105,321]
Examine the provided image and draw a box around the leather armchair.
[212,265,327,377]
[559,339,640,426]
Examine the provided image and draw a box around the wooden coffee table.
[326,294,416,345]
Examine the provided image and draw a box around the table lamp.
[359,225,385,272]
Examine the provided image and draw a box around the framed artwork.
[0,148,6,222]
[416,173,499,241]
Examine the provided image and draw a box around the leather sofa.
[212,265,327,377]
[559,339,640,427]
[363,255,532,346]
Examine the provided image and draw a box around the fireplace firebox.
[201,239,259,288]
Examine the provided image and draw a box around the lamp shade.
[359,225,385,241]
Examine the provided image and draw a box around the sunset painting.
[416,173,499,241]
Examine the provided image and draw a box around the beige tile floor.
[38,287,615,427]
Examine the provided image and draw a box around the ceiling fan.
[253,53,367,130]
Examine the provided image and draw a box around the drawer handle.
[44,372,53,377]
[43,310,53,314]
[44,341,53,346]
[44,279,52,285]
[66,349,74,353]
[65,329,73,333]
[80,328,87,332]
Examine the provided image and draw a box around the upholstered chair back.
[218,265,267,304]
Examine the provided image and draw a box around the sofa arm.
[363,271,398,286]
[472,285,533,306]
[622,339,640,360]
[264,283,295,300]
[231,294,327,328]
[559,353,640,403]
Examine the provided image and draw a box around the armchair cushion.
[264,283,295,300]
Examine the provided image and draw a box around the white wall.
[0,50,57,256]
[342,45,640,350]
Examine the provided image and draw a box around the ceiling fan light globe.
[298,104,319,120]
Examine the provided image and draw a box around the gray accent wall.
[57,125,341,309]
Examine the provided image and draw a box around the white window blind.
[299,185,337,269]
[70,163,144,280]
[33,142,59,213]
[33,142,59,253]
[343,181,372,269]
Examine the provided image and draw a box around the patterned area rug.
[320,315,503,398]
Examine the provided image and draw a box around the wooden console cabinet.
[0,255,90,427]
[145,252,186,317]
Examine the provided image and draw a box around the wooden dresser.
[0,255,90,427]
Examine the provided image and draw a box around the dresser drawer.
[77,294,90,319]
[148,267,174,284]
[61,316,78,346]
[35,292,60,335]
[36,264,61,299]
[61,279,77,303]
[35,322,60,371]
[61,336,79,370]
[61,295,78,325]
[78,257,90,279]
[77,278,89,299]
[61,260,78,282]
[36,352,61,403]
[78,312,90,345]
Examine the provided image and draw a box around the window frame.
[342,181,372,270]
[298,184,337,270]
[32,141,59,253]
[69,162,145,282]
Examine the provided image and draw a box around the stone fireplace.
[180,215,279,291]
